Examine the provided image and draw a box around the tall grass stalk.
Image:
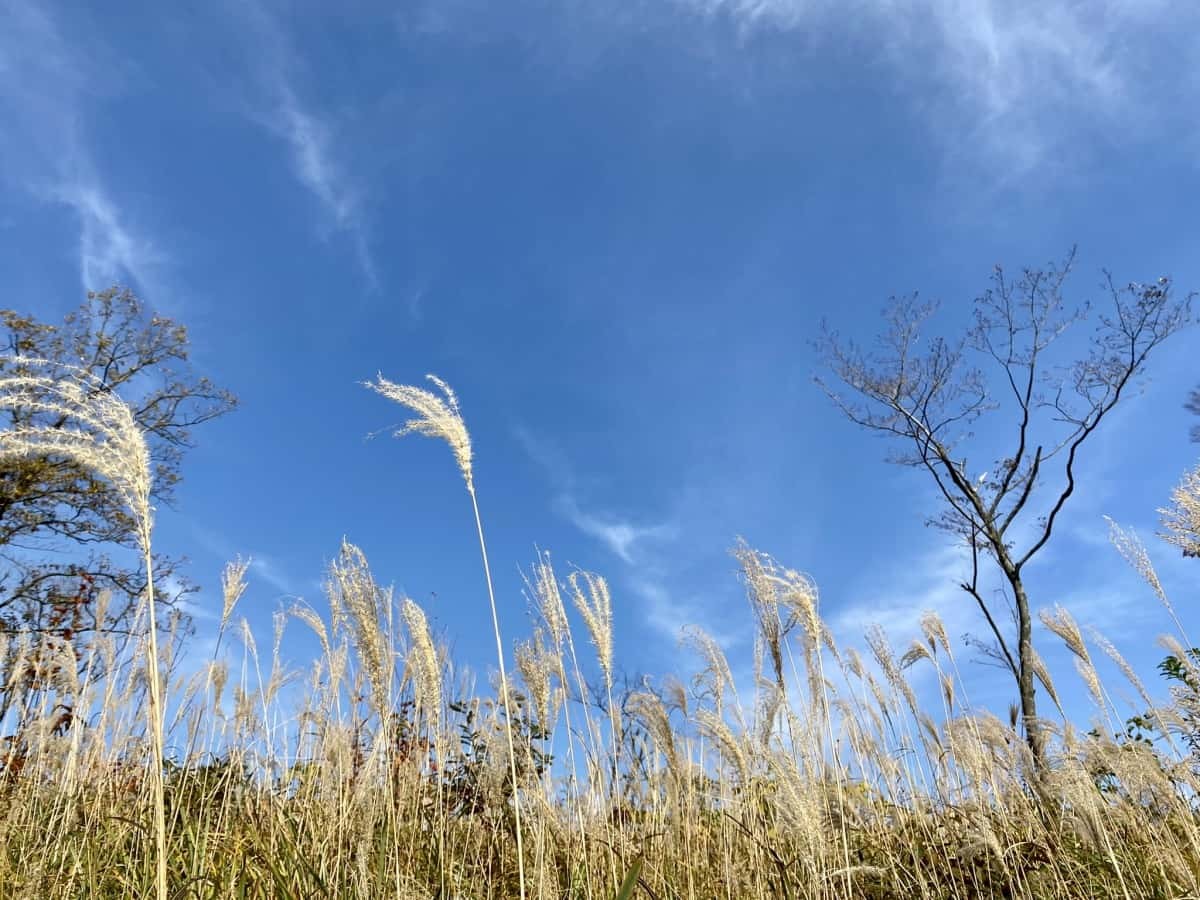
[365,373,527,899]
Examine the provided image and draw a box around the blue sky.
[2,0,1198,726]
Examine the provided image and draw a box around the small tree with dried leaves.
[816,250,1193,764]
[0,288,236,666]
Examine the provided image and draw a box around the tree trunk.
[1009,575,1043,767]
[982,524,1044,770]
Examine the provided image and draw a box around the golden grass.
[1,369,1199,899]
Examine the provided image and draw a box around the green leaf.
[615,856,644,900]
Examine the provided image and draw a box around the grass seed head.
[364,373,474,489]
[568,570,613,693]
[1160,463,1200,558]
[400,598,442,730]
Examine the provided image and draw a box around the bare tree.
[816,250,1193,764]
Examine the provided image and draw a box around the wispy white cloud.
[513,425,575,488]
[186,522,309,600]
[54,181,167,294]
[515,422,732,652]
[0,0,164,294]
[275,91,358,231]
[249,555,305,598]
[390,0,1196,188]
[514,425,675,563]
[557,494,676,563]
[833,540,974,644]
[828,522,1186,723]
[238,3,378,288]
[834,518,1171,655]
[668,0,1185,177]
[271,84,375,289]
[630,575,748,647]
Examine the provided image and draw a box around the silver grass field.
[1,362,1200,899]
